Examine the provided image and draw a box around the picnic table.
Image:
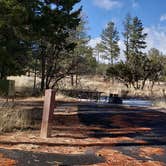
[61,89,103,102]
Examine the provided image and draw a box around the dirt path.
[0,102,166,165]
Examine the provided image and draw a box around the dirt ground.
[0,100,166,166]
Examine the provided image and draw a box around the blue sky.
[77,0,166,53]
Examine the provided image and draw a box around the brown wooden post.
[40,89,55,138]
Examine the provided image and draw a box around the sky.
[77,0,166,54]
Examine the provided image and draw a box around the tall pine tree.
[33,0,82,90]
[123,16,147,89]
[0,0,37,79]
[123,14,132,61]
[99,21,120,65]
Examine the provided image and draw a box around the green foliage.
[107,47,166,89]
[0,80,15,96]
[129,17,147,54]
[115,15,148,89]
[101,15,166,90]
[0,0,34,79]
[75,47,97,75]
[70,19,97,76]
[97,21,120,64]
[96,63,109,75]
[0,0,82,90]
[126,16,147,88]
[106,16,159,89]
[106,62,133,88]
[147,48,166,83]
[19,0,82,90]
[123,14,131,60]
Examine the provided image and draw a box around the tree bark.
[75,74,78,87]
[40,50,46,92]
[71,74,74,87]
[33,55,38,92]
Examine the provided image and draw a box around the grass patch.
[0,106,42,133]
[153,100,166,108]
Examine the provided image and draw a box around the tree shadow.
[2,101,165,164]
[0,148,105,166]
[52,102,166,147]
[75,103,166,163]
[74,103,166,145]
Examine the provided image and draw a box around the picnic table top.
[61,89,104,94]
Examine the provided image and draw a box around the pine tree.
[0,0,82,91]
[122,16,147,89]
[69,18,97,86]
[129,17,147,55]
[0,0,37,79]
[99,21,120,65]
[33,0,82,90]
[129,17,147,89]
[123,14,132,61]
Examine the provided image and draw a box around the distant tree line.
[96,15,166,89]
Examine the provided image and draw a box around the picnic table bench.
[61,89,103,102]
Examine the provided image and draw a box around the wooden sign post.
[40,89,55,138]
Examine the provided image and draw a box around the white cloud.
[132,0,139,8]
[160,14,166,21]
[88,37,101,48]
[145,26,166,54]
[93,0,122,10]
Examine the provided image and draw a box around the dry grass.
[7,75,166,99]
[72,75,166,99]
[7,75,41,96]
[0,107,30,132]
[0,106,42,133]
[8,76,40,89]
[153,100,166,108]
[0,93,78,133]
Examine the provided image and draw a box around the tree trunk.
[110,58,114,84]
[41,51,46,92]
[141,79,146,90]
[33,56,37,92]
[71,74,74,87]
[75,74,78,87]
[151,81,155,91]
[45,75,51,89]
[0,66,7,80]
